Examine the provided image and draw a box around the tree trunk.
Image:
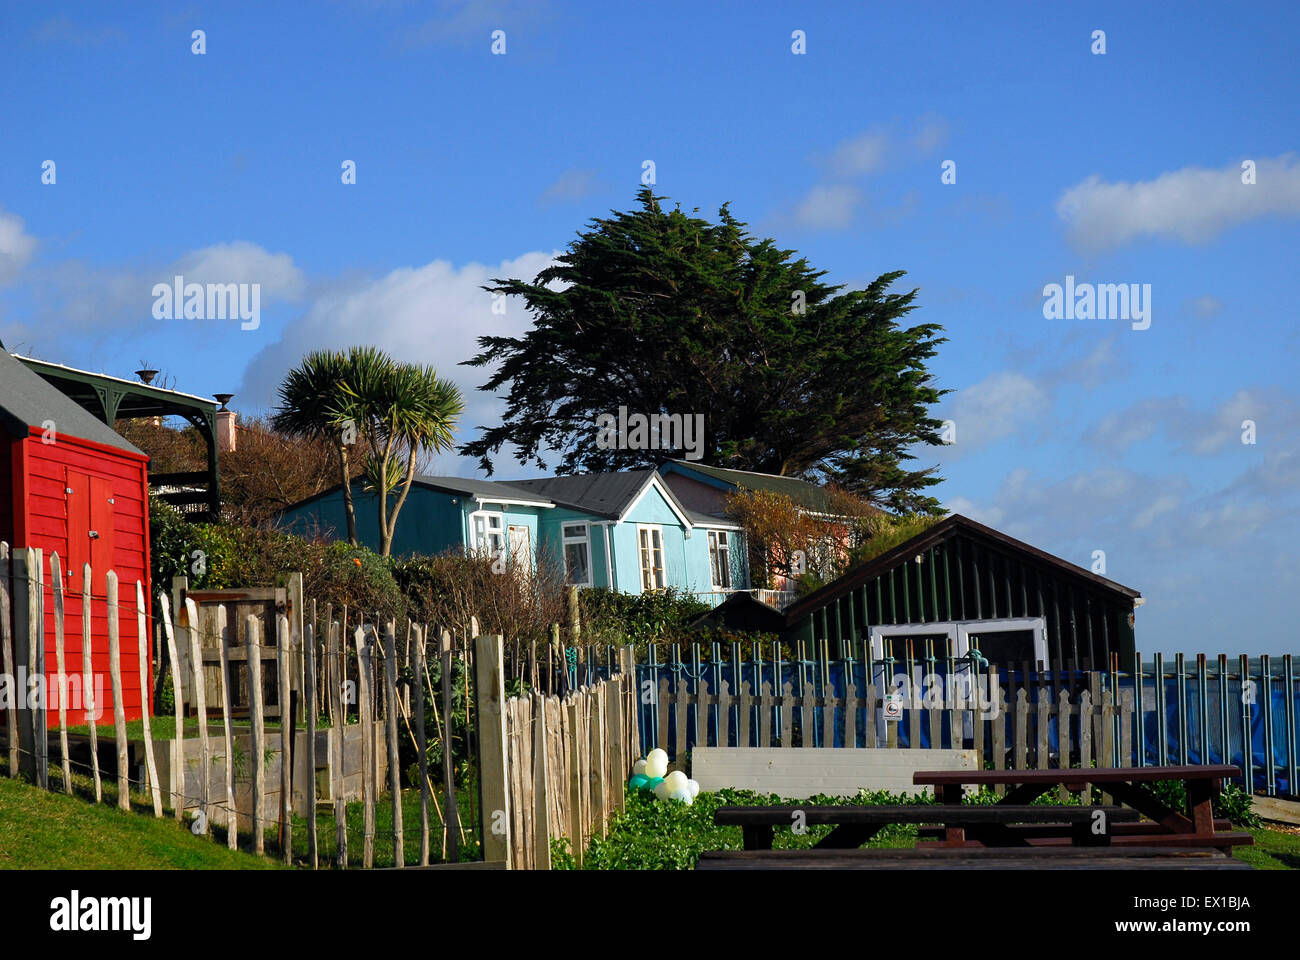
[339,442,358,546]
[379,447,421,556]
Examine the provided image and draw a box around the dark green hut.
[784,514,1143,670]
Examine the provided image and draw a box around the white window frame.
[561,522,592,587]
[707,530,732,590]
[867,617,1048,665]
[468,509,505,560]
[636,524,666,592]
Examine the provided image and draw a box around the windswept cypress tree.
[461,188,949,514]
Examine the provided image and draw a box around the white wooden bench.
[690,747,979,799]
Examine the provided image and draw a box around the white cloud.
[12,241,303,351]
[1188,294,1223,319]
[942,371,1050,452]
[1131,494,1180,530]
[32,15,125,46]
[172,241,305,300]
[0,209,37,285]
[1056,155,1300,251]
[826,131,891,177]
[789,184,862,230]
[238,250,561,472]
[539,169,600,205]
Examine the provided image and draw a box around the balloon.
[645,749,668,779]
[664,771,689,793]
[642,776,664,793]
[687,779,700,798]
[654,781,671,800]
[632,758,647,777]
[669,786,693,805]
[628,775,648,791]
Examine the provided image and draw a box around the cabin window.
[637,525,665,592]
[469,510,505,559]
[707,530,731,589]
[562,523,591,586]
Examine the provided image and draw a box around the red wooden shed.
[1,347,152,728]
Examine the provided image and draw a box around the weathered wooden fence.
[0,544,500,869]
[477,638,639,869]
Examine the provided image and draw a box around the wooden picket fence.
[0,544,502,868]
[476,639,639,870]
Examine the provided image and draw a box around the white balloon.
[687,779,700,798]
[664,771,689,793]
[654,781,671,800]
[645,749,669,779]
[669,787,693,805]
[632,758,647,776]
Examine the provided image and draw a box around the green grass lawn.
[65,716,287,740]
[0,750,479,869]
[1235,825,1300,870]
[0,775,283,869]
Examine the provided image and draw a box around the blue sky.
[1,1,1297,656]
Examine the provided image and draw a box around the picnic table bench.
[715,804,1142,850]
[912,764,1253,851]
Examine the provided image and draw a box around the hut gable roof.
[783,513,1142,626]
[0,348,144,456]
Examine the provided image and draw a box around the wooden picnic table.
[715,804,1142,850]
[912,764,1252,851]
[697,846,1251,871]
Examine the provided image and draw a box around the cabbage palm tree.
[272,349,362,545]
[345,359,465,556]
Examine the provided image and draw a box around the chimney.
[214,394,237,453]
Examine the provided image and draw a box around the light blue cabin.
[279,469,750,602]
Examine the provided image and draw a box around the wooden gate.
[175,581,287,719]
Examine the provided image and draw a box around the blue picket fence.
[614,643,1299,796]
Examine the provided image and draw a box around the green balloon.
[642,776,664,793]
[628,775,648,790]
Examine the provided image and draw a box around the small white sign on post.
[883,693,904,721]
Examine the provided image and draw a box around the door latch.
[88,531,99,539]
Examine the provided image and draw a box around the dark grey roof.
[505,470,671,520]
[0,349,144,456]
[413,476,554,505]
[684,507,741,527]
[661,459,844,513]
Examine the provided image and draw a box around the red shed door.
[66,470,116,595]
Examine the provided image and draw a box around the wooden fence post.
[383,621,404,868]
[567,696,583,869]
[50,554,71,793]
[160,594,185,820]
[357,625,375,869]
[278,615,292,862]
[607,675,625,812]
[248,615,266,855]
[413,625,429,867]
[107,571,129,810]
[288,572,305,718]
[304,620,318,869]
[475,633,510,867]
[440,629,459,864]
[188,598,211,834]
[327,620,347,869]
[81,565,100,801]
[0,543,18,778]
[533,690,550,869]
[217,605,237,849]
[137,582,162,817]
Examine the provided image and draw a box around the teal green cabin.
[279,470,749,601]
